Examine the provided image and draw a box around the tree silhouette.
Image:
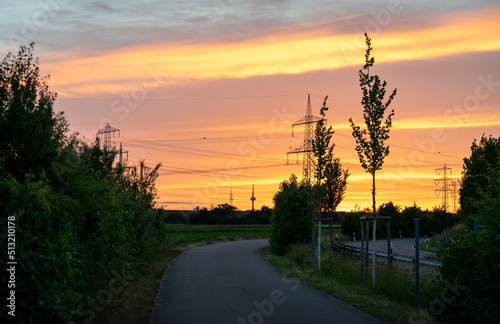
[349,33,396,215]
[312,96,349,216]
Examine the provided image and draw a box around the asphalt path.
[345,238,436,259]
[152,239,384,324]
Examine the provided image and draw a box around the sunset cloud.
[36,5,500,96]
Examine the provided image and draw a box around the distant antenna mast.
[96,122,120,150]
[287,94,321,181]
[434,163,452,212]
[250,184,256,211]
[230,188,234,207]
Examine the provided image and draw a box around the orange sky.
[2,1,500,212]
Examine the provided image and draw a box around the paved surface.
[345,238,436,259]
[152,240,384,324]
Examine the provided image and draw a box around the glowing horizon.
[2,1,499,213]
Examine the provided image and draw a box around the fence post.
[360,219,364,286]
[365,220,369,284]
[311,220,316,266]
[387,220,391,267]
[415,218,420,308]
[329,221,332,266]
[372,219,376,286]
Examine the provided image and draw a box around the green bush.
[340,211,367,239]
[439,138,500,322]
[270,174,315,255]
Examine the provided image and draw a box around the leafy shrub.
[270,174,315,255]
[439,137,500,322]
[340,211,367,239]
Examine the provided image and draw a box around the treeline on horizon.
[164,203,272,225]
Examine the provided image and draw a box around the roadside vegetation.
[265,241,440,324]
[96,224,270,323]
[0,44,165,323]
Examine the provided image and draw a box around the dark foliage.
[270,174,315,255]
[0,44,164,323]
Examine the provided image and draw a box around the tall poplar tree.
[349,33,396,215]
[313,96,349,215]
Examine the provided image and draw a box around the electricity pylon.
[96,122,120,150]
[434,163,453,212]
[287,94,321,182]
[119,142,128,164]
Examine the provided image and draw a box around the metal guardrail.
[332,242,441,267]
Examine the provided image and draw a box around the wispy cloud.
[41,5,500,96]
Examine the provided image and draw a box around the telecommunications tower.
[250,184,256,211]
[287,94,321,181]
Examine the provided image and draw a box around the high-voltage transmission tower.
[96,122,128,163]
[230,188,234,207]
[97,122,120,150]
[434,163,453,212]
[287,94,321,182]
[119,143,128,164]
[452,179,458,213]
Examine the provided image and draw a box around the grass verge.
[96,225,270,323]
[264,242,443,324]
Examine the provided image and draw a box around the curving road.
[152,240,384,324]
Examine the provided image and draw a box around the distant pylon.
[230,188,234,207]
[287,94,322,181]
[97,122,120,150]
[250,184,256,211]
[119,142,128,164]
[452,179,458,213]
[434,163,453,212]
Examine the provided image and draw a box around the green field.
[165,224,270,245]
